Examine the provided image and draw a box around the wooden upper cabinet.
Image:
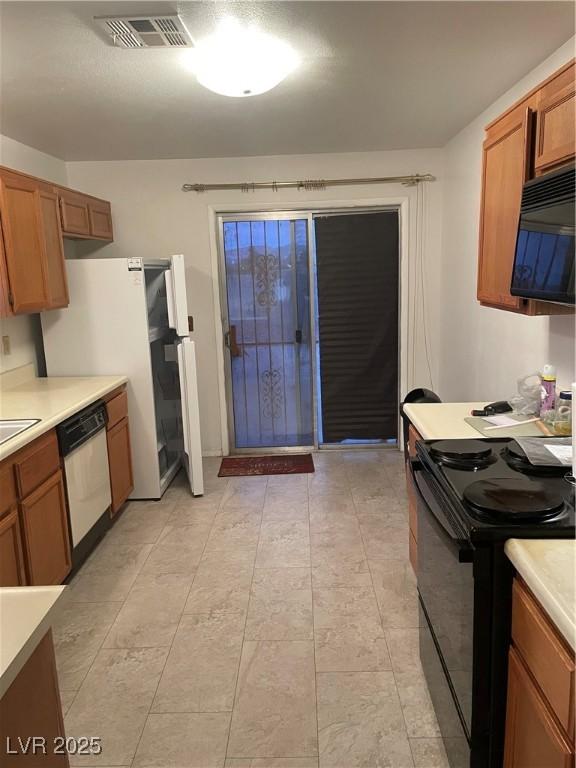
[478,60,575,316]
[535,62,575,174]
[58,188,91,236]
[0,171,49,313]
[59,188,113,241]
[478,102,534,311]
[39,188,69,309]
[88,198,114,240]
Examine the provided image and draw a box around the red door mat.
[218,454,315,477]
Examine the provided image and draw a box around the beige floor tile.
[223,478,268,509]
[167,504,220,527]
[358,513,410,560]
[65,647,168,766]
[310,533,367,574]
[395,670,442,737]
[54,602,121,690]
[410,738,450,767]
[262,498,309,524]
[59,689,77,716]
[308,498,359,536]
[203,514,261,558]
[246,568,313,641]
[369,559,419,629]
[308,475,350,498]
[132,712,231,767]
[212,507,263,534]
[266,474,309,495]
[316,671,413,767]
[66,570,138,604]
[82,539,154,574]
[311,565,372,589]
[315,626,391,673]
[109,502,173,544]
[385,628,421,673]
[141,523,211,575]
[226,760,318,767]
[256,522,311,568]
[152,612,245,713]
[185,562,254,615]
[313,587,382,632]
[227,641,318,758]
[66,543,153,603]
[103,573,193,648]
[199,542,258,569]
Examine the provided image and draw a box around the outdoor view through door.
[222,218,314,449]
[315,211,399,444]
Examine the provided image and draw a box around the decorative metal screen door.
[220,216,314,450]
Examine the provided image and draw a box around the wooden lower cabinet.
[20,470,71,585]
[504,578,575,767]
[107,417,134,517]
[0,506,27,586]
[504,647,573,768]
[1,631,69,767]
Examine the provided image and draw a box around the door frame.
[216,211,317,454]
[209,196,411,456]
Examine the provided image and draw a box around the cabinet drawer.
[511,578,575,734]
[0,462,17,516]
[106,389,128,429]
[14,430,60,498]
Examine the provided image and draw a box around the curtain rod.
[182,173,435,193]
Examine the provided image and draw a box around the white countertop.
[0,365,127,460]
[0,586,66,698]
[403,402,489,440]
[505,539,575,651]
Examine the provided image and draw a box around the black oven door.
[411,459,475,767]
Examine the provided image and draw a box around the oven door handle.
[409,458,474,564]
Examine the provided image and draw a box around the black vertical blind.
[315,211,399,443]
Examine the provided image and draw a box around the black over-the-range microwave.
[511,163,575,305]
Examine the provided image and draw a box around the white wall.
[0,135,69,374]
[67,149,444,455]
[439,38,576,401]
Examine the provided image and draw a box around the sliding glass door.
[219,215,314,450]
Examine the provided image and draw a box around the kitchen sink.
[0,419,40,446]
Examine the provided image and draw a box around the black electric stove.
[410,437,574,768]
[417,437,574,543]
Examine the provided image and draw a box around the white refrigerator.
[41,255,204,499]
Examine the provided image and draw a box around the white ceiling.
[0,1,573,161]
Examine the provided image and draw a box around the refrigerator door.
[176,337,204,496]
[166,254,189,337]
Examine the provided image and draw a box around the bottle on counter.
[540,364,557,421]
[553,390,572,436]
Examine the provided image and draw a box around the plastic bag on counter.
[509,373,541,416]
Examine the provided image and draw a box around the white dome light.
[184,18,300,97]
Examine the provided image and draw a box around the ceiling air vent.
[95,15,193,48]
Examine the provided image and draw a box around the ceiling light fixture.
[184,18,300,97]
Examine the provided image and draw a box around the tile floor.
[54,450,449,768]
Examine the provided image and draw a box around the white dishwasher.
[57,401,111,568]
